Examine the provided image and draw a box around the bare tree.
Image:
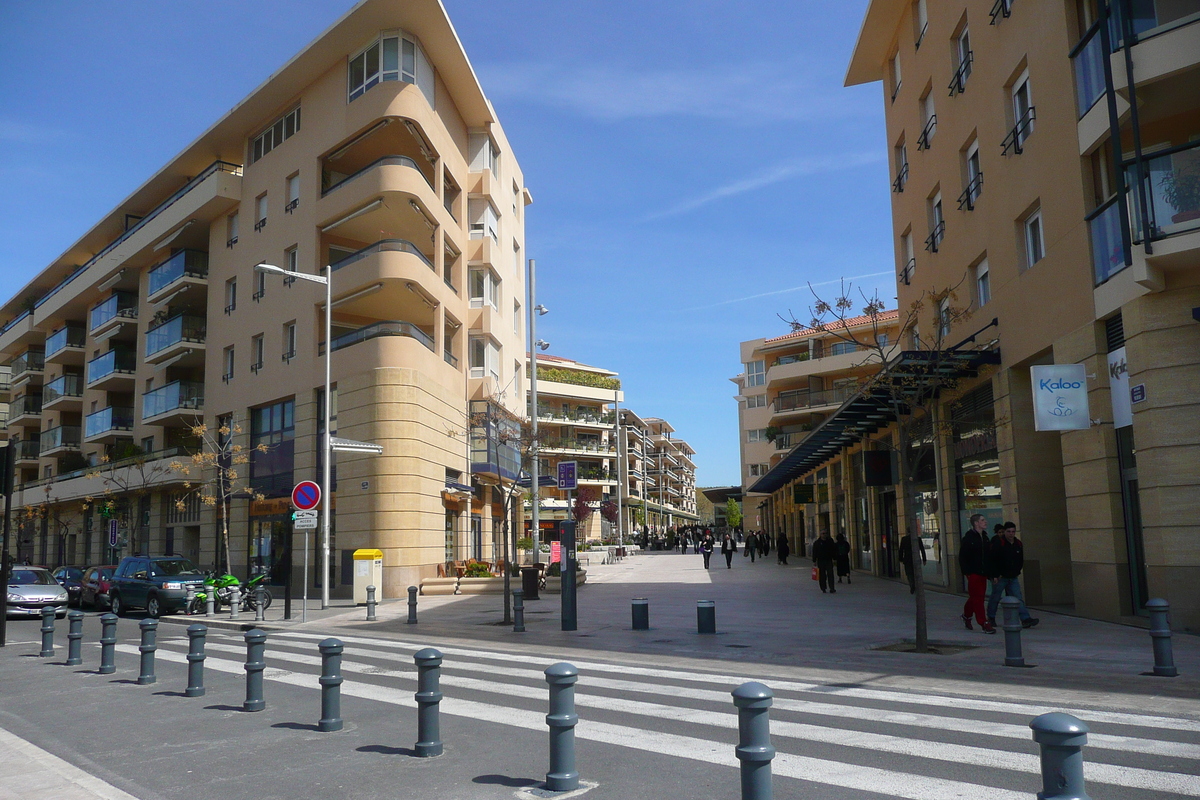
[85,443,178,552]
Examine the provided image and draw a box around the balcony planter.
[541,569,587,594]
[420,577,458,596]
[457,576,506,594]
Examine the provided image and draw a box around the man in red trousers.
[958,514,995,633]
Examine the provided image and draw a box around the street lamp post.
[255,262,333,612]
[526,259,549,564]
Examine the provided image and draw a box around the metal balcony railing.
[899,258,916,286]
[773,386,856,413]
[948,52,973,96]
[90,291,138,331]
[142,380,204,420]
[917,115,937,151]
[990,0,1012,24]
[329,238,435,272]
[892,162,909,193]
[1002,107,1036,156]
[322,155,434,196]
[145,314,206,357]
[325,321,434,354]
[958,173,984,211]
[925,220,946,252]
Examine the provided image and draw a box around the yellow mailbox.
[352,548,384,605]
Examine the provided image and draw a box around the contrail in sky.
[680,271,893,312]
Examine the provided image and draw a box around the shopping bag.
[811,566,819,580]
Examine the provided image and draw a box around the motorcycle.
[186,570,272,615]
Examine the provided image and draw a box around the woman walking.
[776,532,790,565]
[836,532,852,584]
[700,533,714,570]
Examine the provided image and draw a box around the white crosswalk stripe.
[126,631,1200,800]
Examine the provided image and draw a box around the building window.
[254,268,266,302]
[914,0,929,47]
[962,139,983,209]
[285,174,300,213]
[285,246,299,285]
[918,92,936,149]
[469,268,500,310]
[950,26,972,94]
[223,346,235,383]
[1013,73,1034,145]
[472,133,500,178]
[1024,208,1045,268]
[255,194,268,231]
[224,278,237,314]
[900,231,915,283]
[890,50,902,100]
[251,334,265,373]
[748,463,769,478]
[938,297,952,339]
[926,192,945,251]
[745,360,765,387]
[348,31,435,108]
[468,199,499,242]
[469,337,500,381]
[893,139,908,192]
[747,428,770,443]
[513,300,521,335]
[251,107,300,164]
[975,259,991,306]
[226,212,239,248]
[745,394,767,409]
[283,322,297,362]
[250,400,296,497]
[830,341,857,356]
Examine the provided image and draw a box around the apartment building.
[0,0,531,597]
[744,0,1198,629]
[733,311,901,543]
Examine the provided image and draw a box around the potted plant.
[1160,157,1200,225]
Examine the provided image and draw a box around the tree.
[725,499,742,531]
[786,277,997,653]
[86,442,178,553]
[169,417,267,575]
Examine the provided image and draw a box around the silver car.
[6,567,69,618]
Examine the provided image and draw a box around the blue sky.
[0,0,894,487]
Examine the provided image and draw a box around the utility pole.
[0,444,13,646]
[613,390,622,550]
[527,259,540,564]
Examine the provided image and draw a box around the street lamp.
[526,260,549,564]
[255,262,333,612]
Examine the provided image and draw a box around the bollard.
[1030,712,1092,800]
[229,585,241,620]
[1146,598,1178,677]
[137,619,158,685]
[697,599,716,635]
[205,588,215,618]
[544,662,579,792]
[39,607,56,657]
[366,585,377,622]
[632,598,649,631]
[1001,596,1025,667]
[99,613,118,674]
[318,638,344,732]
[243,628,267,712]
[407,586,418,624]
[65,610,84,666]
[513,589,526,633]
[733,682,776,800]
[414,648,444,757]
[186,584,196,614]
[254,585,266,622]
[186,624,207,697]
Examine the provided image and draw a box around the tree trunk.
[897,424,929,653]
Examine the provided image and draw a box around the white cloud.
[680,271,894,312]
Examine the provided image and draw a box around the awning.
[749,345,1001,495]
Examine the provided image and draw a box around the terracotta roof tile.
[763,309,899,344]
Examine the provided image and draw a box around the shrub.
[463,562,492,578]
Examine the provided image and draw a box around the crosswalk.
[119,629,1200,799]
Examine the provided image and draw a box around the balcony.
[331,238,435,273]
[6,394,42,425]
[541,438,616,456]
[535,406,615,427]
[1071,21,1107,119]
[323,155,434,197]
[578,467,617,483]
[10,351,44,384]
[142,380,204,426]
[1109,6,1200,92]
[44,325,85,365]
[12,438,40,465]
[87,348,137,389]
[899,258,915,286]
[1128,139,1200,247]
[916,115,936,151]
[957,173,983,211]
[145,314,206,365]
[42,375,83,410]
[39,425,81,455]
[84,406,134,443]
[948,52,972,96]
[324,320,434,355]
[771,386,855,420]
[925,220,945,253]
[146,250,209,303]
[766,343,879,387]
[90,291,138,335]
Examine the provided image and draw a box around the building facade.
[1,0,531,598]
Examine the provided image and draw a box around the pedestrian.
[812,530,838,593]
[835,532,852,584]
[744,530,757,562]
[721,533,737,568]
[959,514,996,633]
[986,522,1040,629]
[700,533,714,570]
[897,530,925,593]
[760,530,770,557]
[776,532,790,565]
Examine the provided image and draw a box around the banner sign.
[1107,347,1132,429]
[1031,364,1090,431]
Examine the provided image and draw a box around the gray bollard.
[407,586,418,624]
[733,682,776,800]
[254,585,266,622]
[632,598,649,630]
[1030,712,1092,800]
[544,662,579,792]
[1001,596,1025,667]
[66,610,84,666]
[137,619,158,685]
[414,648,444,757]
[697,599,716,635]
[366,585,377,622]
[513,589,526,633]
[318,638,344,732]
[229,585,241,620]
[1146,598,1178,677]
[186,624,207,697]
[40,606,56,657]
[99,613,117,674]
[205,588,215,618]
[243,628,267,712]
[186,584,196,614]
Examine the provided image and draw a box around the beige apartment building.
[745,0,1198,629]
[0,0,531,598]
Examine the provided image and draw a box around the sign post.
[556,461,579,631]
[292,481,322,623]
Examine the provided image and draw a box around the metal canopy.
[749,347,1001,495]
[329,436,384,454]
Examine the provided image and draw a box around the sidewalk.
[0,727,140,800]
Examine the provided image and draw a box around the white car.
[6,567,69,618]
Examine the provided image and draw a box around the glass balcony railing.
[329,238,435,272]
[1128,140,1200,244]
[146,314,206,357]
[327,320,433,353]
[45,325,85,358]
[6,394,42,422]
[1071,23,1107,118]
[142,380,204,420]
[90,291,138,331]
[40,425,81,452]
[1088,196,1128,286]
[87,349,137,384]
[147,250,209,296]
[13,439,40,461]
[11,351,44,376]
[774,386,856,413]
[42,375,83,404]
[85,407,134,439]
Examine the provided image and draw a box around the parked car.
[6,567,69,618]
[52,566,86,607]
[80,565,118,610]
[109,556,207,618]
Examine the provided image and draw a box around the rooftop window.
[348,31,435,109]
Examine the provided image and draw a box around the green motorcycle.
[186,571,272,615]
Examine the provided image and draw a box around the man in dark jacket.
[987,522,1039,628]
[811,530,838,593]
[959,514,995,633]
[898,530,926,594]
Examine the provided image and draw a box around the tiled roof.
[763,309,899,344]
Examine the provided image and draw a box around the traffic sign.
[292,481,321,510]
[557,461,577,491]
[292,509,318,530]
[107,519,119,548]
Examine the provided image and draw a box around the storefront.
[951,385,1003,540]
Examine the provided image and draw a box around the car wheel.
[110,593,123,617]
[146,595,161,619]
